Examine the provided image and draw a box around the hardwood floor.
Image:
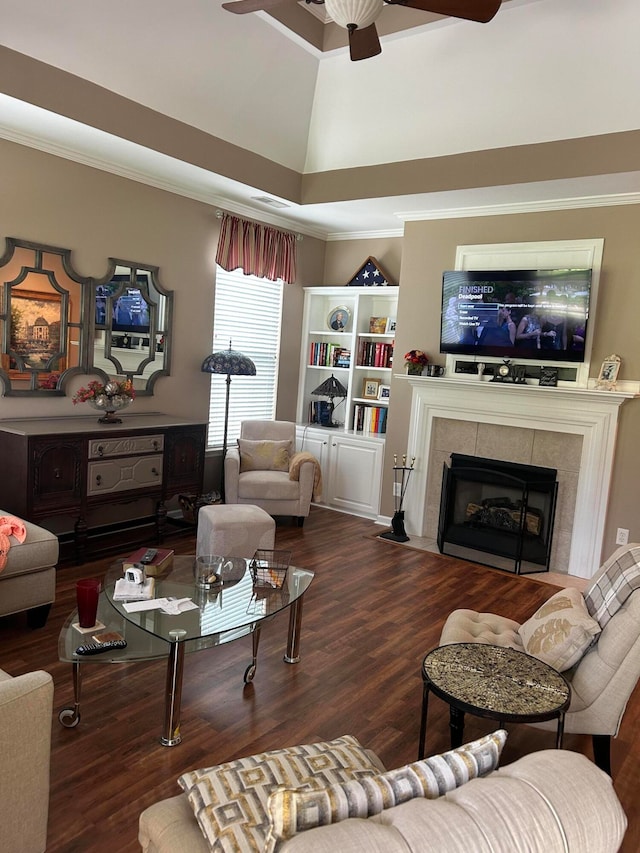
[2,506,639,851]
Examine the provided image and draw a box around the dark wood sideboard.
[0,414,206,563]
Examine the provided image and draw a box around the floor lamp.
[201,341,256,501]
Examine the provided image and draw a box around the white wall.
[306,0,640,172]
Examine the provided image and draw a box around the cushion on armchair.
[238,439,292,472]
[518,586,601,671]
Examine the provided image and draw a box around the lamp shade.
[324,0,383,29]
[201,343,256,376]
[311,375,348,399]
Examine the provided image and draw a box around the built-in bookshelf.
[296,286,398,437]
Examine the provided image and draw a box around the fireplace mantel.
[398,374,638,578]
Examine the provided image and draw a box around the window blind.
[207,267,283,449]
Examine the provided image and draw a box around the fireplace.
[438,454,558,574]
[403,377,634,579]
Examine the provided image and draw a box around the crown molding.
[3,119,640,245]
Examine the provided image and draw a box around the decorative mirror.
[0,238,91,395]
[92,259,172,395]
[0,240,173,396]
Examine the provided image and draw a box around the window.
[207,267,283,449]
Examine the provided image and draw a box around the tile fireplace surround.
[401,376,637,579]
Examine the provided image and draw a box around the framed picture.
[369,317,387,334]
[378,384,390,400]
[385,317,397,334]
[327,305,351,332]
[8,288,64,375]
[362,377,381,399]
[539,366,558,387]
[596,354,621,390]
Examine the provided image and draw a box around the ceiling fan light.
[324,0,384,30]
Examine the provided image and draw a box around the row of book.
[309,341,351,368]
[353,404,388,435]
[359,340,394,368]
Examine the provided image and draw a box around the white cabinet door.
[327,434,384,517]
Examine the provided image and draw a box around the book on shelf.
[359,340,394,368]
[353,404,388,435]
[123,547,174,576]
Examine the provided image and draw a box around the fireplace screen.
[437,454,559,574]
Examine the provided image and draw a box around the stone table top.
[423,642,570,719]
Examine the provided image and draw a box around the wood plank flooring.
[2,507,638,851]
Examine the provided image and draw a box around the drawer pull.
[152,467,160,477]
[54,467,62,479]
[153,440,160,450]
[180,453,187,463]
[96,474,102,486]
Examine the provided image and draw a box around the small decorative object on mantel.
[539,366,559,387]
[596,354,621,391]
[72,377,135,424]
[490,359,526,384]
[404,349,429,376]
[346,256,396,287]
[379,455,415,543]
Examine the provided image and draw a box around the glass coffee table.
[58,555,314,746]
[418,642,571,760]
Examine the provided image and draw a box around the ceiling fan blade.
[222,0,291,14]
[386,0,501,24]
[348,23,382,61]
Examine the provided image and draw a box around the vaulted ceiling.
[1,0,639,239]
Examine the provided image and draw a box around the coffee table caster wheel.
[58,707,80,728]
[244,663,256,683]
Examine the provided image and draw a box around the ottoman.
[0,512,58,628]
[196,504,276,559]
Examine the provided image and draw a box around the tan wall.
[385,207,640,561]
[0,138,324,440]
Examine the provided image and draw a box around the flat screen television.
[440,269,592,363]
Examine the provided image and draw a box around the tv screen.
[96,283,151,334]
[440,269,592,363]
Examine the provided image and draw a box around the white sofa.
[139,741,627,853]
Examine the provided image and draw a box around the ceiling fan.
[222,0,502,61]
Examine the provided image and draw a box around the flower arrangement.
[404,349,429,367]
[72,377,135,405]
[404,349,429,375]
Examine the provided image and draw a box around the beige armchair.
[224,421,319,526]
[439,543,640,776]
[0,668,54,852]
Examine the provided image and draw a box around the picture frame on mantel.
[596,354,621,390]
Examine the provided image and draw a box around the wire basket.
[249,549,292,589]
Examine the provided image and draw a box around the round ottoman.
[196,504,276,559]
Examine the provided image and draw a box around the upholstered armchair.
[224,421,320,526]
[0,668,54,852]
[439,543,640,776]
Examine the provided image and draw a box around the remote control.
[140,548,158,564]
[75,640,128,656]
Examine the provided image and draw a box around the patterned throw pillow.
[238,439,292,472]
[518,586,601,671]
[178,735,383,852]
[264,730,507,852]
